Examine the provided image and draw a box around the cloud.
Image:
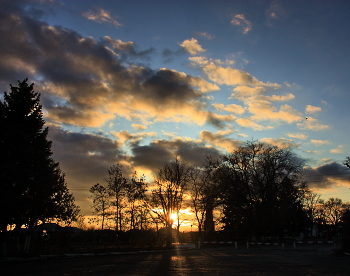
[82,6,122,27]
[131,138,221,173]
[194,32,215,39]
[266,1,287,27]
[179,38,206,55]
[45,106,115,127]
[47,124,130,212]
[236,118,273,131]
[304,162,350,189]
[200,130,241,151]
[311,139,331,146]
[206,113,236,129]
[286,132,308,140]
[259,137,299,149]
[212,103,245,115]
[330,145,345,154]
[198,63,268,87]
[111,130,157,145]
[132,124,147,130]
[305,105,322,114]
[0,5,226,129]
[231,86,302,124]
[330,148,343,154]
[231,14,252,34]
[297,117,329,131]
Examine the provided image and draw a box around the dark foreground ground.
[2,244,349,276]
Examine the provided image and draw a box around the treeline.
[90,142,350,248]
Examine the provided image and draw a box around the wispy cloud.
[82,7,122,27]
[286,132,308,140]
[310,139,331,146]
[231,14,252,34]
[194,32,215,39]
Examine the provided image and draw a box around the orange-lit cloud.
[212,103,245,115]
[304,162,350,189]
[236,118,273,131]
[259,137,299,149]
[297,117,329,131]
[286,132,308,140]
[306,105,322,114]
[180,38,206,55]
[82,7,122,27]
[310,139,331,146]
[200,130,241,151]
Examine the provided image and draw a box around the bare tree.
[151,159,192,247]
[323,197,349,226]
[125,172,148,230]
[89,183,111,230]
[188,158,222,237]
[106,164,128,231]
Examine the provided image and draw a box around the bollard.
[246,242,249,249]
[282,243,284,249]
[293,241,296,249]
[235,241,237,249]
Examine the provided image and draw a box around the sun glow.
[170,213,178,222]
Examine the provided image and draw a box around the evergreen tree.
[0,79,79,255]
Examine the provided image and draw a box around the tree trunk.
[204,199,215,236]
[166,224,173,248]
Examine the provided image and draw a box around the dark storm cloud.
[131,139,221,173]
[162,47,185,63]
[139,69,200,104]
[47,124,130,187]
[304,162,350,189]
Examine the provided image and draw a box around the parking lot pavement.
[2,245,349,276]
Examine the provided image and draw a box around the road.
[2,245,349,275]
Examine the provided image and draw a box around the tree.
[151,159,191,247]
[106,164,128,231]
[220,141,308,240]
[188,158,222,237]
[323,198,349,226]
[125,172,148,230]
[89,183,111,230]
[0,79,79,255]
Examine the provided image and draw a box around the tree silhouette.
[0,79,79,255]
[151,159,191,248]
[220,141,308,240]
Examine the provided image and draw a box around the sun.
[170,213,177,222]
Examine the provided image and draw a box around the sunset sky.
[1,0,350,215]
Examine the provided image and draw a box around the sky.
[1,0,350,216]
